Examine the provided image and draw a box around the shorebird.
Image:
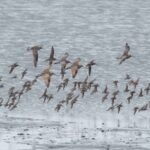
[45,46,56,65]
[139,104,148,112]
[70,95,80,109]
[39,88,48,103]
[90,84,99,95]
[103,85,108,94]
[86,60,96,76]
[124,84,129,92]
[80,76,88,97]
[9,100,19,111]
[112,90,119,97]
[117,43,130,59]
[47,94,54,103]
[125,74,131,80]
[9,63,19,74]
[18,89,24,100]
[41,66,55,88]
[55,52,69,64]
[127,95,132,104]
[119,54,132,64]
[66,91,74,104]
[138,88,143,97]
[87,79,96,90]
[111,95,116,106]
[62,78,69,89]
[70,58,82,78]
[21,68,27,79]
[116,103,123,114]
[102,92,109,103]
[133,107,139,115]
[56,83,63,92]
[27,45,42,67]
[129,78,140,89]
[55,104,63,112]
[71,81,78,92]
[107,105,116,112]
[144,83,150,95]
[113,80,119,88]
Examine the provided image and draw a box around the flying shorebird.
[70,95,80,109]
[55,103,63,112]
[139,104,148,112]
[21,68,27,79]
[138,88,143,97]
[113,80,119,88]
[27,45,42,67]
[102,92,109,103]
[129,78,140,89]
[70,58,82,78]
[124,84,129,92]
[111,95,116,106]
[107,104,116,112]
[9,63,19,74]
[39,88,48,103]
[125,74,131,80]
[116,103,123,114]
[103,85,108,94]
[45,46,56,65]
[119,54,132,64]
[133,107,139,115]
[144,83,150,95]
[86,60,96,76]
[41,66,55,88]
[90,84,99,95]
[117,43,132,64]
[117,43,130,59]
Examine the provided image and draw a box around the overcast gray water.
[0,0,150,149]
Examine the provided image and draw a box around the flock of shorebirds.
[0,43,149,115]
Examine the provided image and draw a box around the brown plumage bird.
[27,45,42,67]
[41,66,54,88]
[86,60,96,76]
[70,58,82,78]
[9,63,19,74]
